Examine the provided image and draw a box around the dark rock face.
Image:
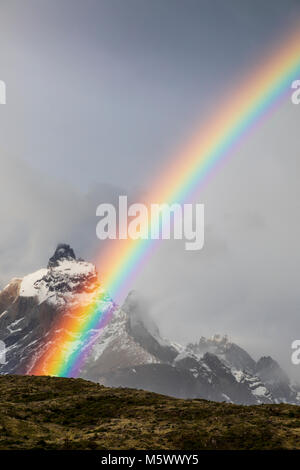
[201,352,257,405]
[256,356,297,403]
[187,335,256,373]
[0,245,100,375]
[124,292,178,364]
[0,278,21,314]
[48,244,76,268]
[0,297,58,374]
[83,297,299,404]
[102,363,201,399]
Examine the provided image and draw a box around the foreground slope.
[1,375,300,450]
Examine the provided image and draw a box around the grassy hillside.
[0,375,300,450]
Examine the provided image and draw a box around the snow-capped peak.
[19,245,99,307]
[47,243,76,268]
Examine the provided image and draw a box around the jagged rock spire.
[48,243,76,268]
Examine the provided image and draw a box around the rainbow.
[31,25,300,377]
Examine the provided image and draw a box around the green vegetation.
[0,375,300,450]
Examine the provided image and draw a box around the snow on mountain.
[19,269,48,299]
[80,309,158,381]
[19,244,99,308]
[255,356,299,404]
[187,335,256,373]
[79,307,159,380]
[186,335,299,404]
[79,290,178,381]
[0,244,101,374]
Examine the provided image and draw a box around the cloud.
[133,101,300,379]
[0,153,125,287]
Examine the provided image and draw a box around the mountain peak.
[210,334,229,344]
[48,243,76,268]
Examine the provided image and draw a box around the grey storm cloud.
[0,154,126,286]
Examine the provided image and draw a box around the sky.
[0,0,300,378]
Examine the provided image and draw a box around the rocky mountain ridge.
[0,244,298,406]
